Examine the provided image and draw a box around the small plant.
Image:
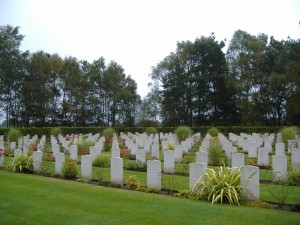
[126,175,141,190]
[248,159,258,166]
[280,126,299,143]
[176,189,192,198]
[50,127,62,137]
[266,179,292,208]
[209,144,224,166]
[77,141,94,155]
[6,154,33,173]
[163,175,177,194]
[208,127,219,137]
[7,128,22,142]
[44,153,55,162]
[120,148,131,158]
[145,127,158,135]
[166,143,174,150]
[63,160,79,179]
[174,126,193,142]
[287,169,300,186]
[92,154,110,168]
[124,161,147,172]
[102,127,115,138]
[192,166,243,205]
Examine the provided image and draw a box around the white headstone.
[111,157,123,185]
[174,145,183,163]
[164,150,175,174]
[14,149,22,158]
[10,142,16,151]
[147,160,161,190]
[136,149,146,165]
[33,151,43,172]
[111,146,120,159]
[70,145,78,161]
[291,148,300,169]
[90,146,101,161]
[196,151,208,166]
[248,144,257,158]
[272,155,287,182]
[0,146,4,168]
[258,147,269,166]
[151,144,160,160]
[81,155,92,180]
[275,143,285,155]
[189,162,207,190]
[241,166,260,201]
[55,153,65,176]
[231,153,244,168]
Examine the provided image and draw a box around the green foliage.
[280,126,299,143]
[62,160,78,179]
[145,127,158,135]
[77,141,94,155]
[124,161,147,172]
[6,154,33,173]
[192,166,243,205]
[208,127,219,137]
[7,128,22,142]
[50,127,62,137]
[92,154,111,168]
[287,169,300,186]
[102,128,115,138]
[176,189,192,198]
[125,175,141,190]
[209,143,225,166]
[174,126,193,142]
[166,143,174,150]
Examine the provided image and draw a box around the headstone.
[164,150,175,174]
[174,145,183,163]
[0,146,4,168]
[257,147,269,166]
[10,142,16,151]
[147,160,161,190]
[275,143,285,155]
[14,149,22,158]
[33,151,43,172]
[52,143,60,155]
[248,144,257,158]
[272,155,287,182]
[111,157,123,185]
[231,153,244,168]
[189,162,207,190]
[136,149,146,165]
[241,166,260,201]
[111,146,120,159]
[151,144,160,160]
[70,145,78,161]
[90,146,101,161]
[55,153,65,176]
[81,155,92,180]
[291,148,300,169]
[196,151,208,166]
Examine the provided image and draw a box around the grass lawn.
[1,170,299,225]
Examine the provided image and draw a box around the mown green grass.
[0,170,299,225]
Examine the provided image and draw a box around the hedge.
[0,126,290,139]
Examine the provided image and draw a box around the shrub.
[174,126,193,142]
[287,169,300,186]
[192,166,243,205]
[280,126,299,143]
[50,127,62,137]
[209,144,224,166]
[145,127,158,135]
[126,175,141,190]
[208,127,219,137]
[92,154,110,168]
[6,154,33,173]
[8,128,22,142]
[124,161,147,172]
[77,141,94,155]
[102,128,115,138]
[63,160,79,179]
[120,148,131,158]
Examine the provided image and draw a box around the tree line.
[148,31,300,126]
[1,25,299,127]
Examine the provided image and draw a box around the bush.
[208,127,219,137]
[280,126,299,143]
[8,128,22,142]
[120,148,131,158]
[77,141,94,155]
[124,161,147,172]
[192,166,243,205]
[174,126,193,142]
[145,127,158,135]
[126,175,141,190]
[287,169,300,186]
[209,144,224,166]
[63,160,79,179]
[50,127,62,137]
[92,154,111,168]
[6,154,33,173]
[102,128,115,138]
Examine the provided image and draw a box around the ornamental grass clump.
[7,128,22,142]
[50,127,62,137]
[92,154,111,168]
[192,166,243,205]
[280,126,299,145]
[6,154,33,173]
[208,127,219,137]
[63,160,79,179]
[174,126,193,142]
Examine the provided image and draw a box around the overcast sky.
[1,0,299,97]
